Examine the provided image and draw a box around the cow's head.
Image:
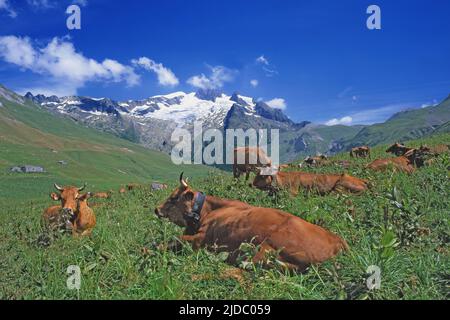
[50,183,87,217]
[154,173,196,227]
[252,167,278,191]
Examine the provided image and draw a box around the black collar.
[185,192,206,222]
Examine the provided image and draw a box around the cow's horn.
[180,172,188,188]
[54,183,63,191]
[78,183,87,192]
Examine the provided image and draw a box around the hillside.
[0,86,210,203]
[347,95,450,147]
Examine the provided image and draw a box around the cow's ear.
[78,192,92,201]
[50,192,60,201]
[183,191,195,201]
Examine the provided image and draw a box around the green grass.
[0,96,210,204]
[1,131,449,300]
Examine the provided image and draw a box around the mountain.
[24,88,360,162]
[346,95,450,147]
[0,85,210,201]
[13,85,450,163]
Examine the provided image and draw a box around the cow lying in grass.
[303,155,330,167]
[252,168,370,196]
[386,142,414,156]
[154,173,348,272]
[93,192,110,199]
[367,155,415,174]
[44,184,96,237]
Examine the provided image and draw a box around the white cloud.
[250,79,259,87]
[187,65,237,90]
[325,116,353,126]
[132,57,179,87]
[256,55,278,77]
[337,86,353,98]
[0,36,140,96]
[256,55,269,65]
[73,0,88,6]
[265,98,287,110]
[27,0,54,9]
[0,0,17,18]
[324,102,430,126]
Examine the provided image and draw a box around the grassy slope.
[0,132,448,300]
[348,96,450,146]
[0,96,210,203]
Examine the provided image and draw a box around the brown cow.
[71,192,96,237]
[366,156,415,174]
[233,147,272,180]
[50,184,96,237]
[421,144,449,156]
[303,155,329,167]
[253,170,369,196]
[386,143,414,156]
[119,187,126,194]
[350,146,371,158]
[154,173,348,272]
[93,192,110,199]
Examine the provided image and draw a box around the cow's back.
[200,206,346,269]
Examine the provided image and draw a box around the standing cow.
[350,146,371,158]
[233,147,272,180]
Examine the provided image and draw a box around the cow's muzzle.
[62,208,74,216]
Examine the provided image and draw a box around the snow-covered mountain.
[26,89,259,128]
[24,89,272,154]
[23,88,363,162]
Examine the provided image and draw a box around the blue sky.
[0,0,449,125]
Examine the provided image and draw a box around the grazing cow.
[386,143,414,156]
[93,192,110,199]
[50,184,96,237]
[154,173,348,272]
[233,147,272,180]
[350,146,371,158]
[303,155,329,167]
[119,187,126,194]
[253,169,369,196]
[366,156,415,174]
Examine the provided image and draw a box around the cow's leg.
[251,242,274,265]
[252,242,303,273]
[245,170,250,181]
[80,229,93,237]
[233,165,239,179]
[166,233,204,252]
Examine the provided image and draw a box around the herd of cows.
[41,142,449,272]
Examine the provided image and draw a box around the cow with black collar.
[154,173,348,272]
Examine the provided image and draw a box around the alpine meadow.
[0,0,449,303]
